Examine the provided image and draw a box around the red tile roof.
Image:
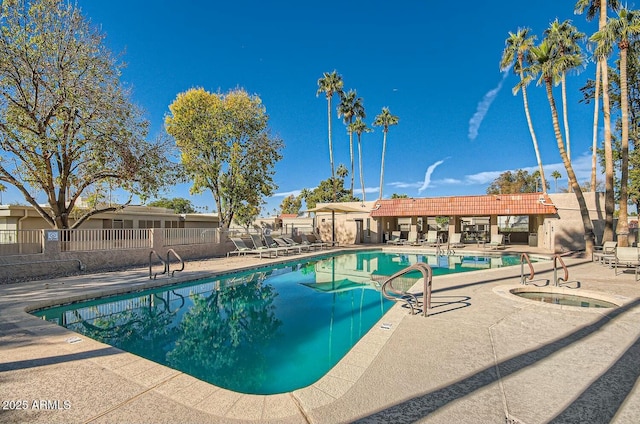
[370,193,557,217]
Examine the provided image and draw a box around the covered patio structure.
[370,192,558,247]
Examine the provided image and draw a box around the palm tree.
[592,8,640,247]
[529,39,595,254]
[501,28,548,194]
[316,70,344,200]
[349,117,373,202]
[544,20,585,163]
[373,107,399,200]
[551,170,562,193]
[575,0,621,241]
[337,90,365,197]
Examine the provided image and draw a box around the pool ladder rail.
[520,253,580,288]
[380,262,433,317]
[149,249,185,280]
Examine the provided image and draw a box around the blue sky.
[3,0,604,214]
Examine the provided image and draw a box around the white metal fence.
[59,229,152,252]
[0,229,43,254]
[163,228,220,246]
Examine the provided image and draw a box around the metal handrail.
[149,250,168,280]
[166,248,184,277]
[380,262,433,317]
[520,253,535,285]
[553,254,572,287]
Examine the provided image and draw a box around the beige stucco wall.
[544,192,605,252]
[313,201,379,245]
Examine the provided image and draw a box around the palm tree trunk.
[327,96,336,201]
[358,133,366,202]
[545,79,595,254]
[601,57,615,242]
[561,72,571,162]
[379,131,387,200]
[600,0,614,242]
[618,47,629,247]
[349,130,355,197]
[591,62,601,191]
[521,78,547,193]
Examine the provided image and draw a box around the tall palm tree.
[316,70,344,200]
[592,8,640,247]
[373,107,399,200]
[575,0,621,241]
[349,117,373,202]
[529,39,595,254]
[500,28,548,194]
[337,90,365,197]
[551,170,562,193]
[544,19,585,163]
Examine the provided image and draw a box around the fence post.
[150,228,164,251]
[43,229,61,259]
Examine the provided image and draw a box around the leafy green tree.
[592,8,640,246]
[373,107,399,200]
[575,0,621,241]
[302,177,358,210]
[279,195,301,215]
[147,197,196,214]
[390,193,409,198]
[165,88,283,230]
[316,70,344,200]
[349,117,372,202]
[337,90,365,197]
[233,202,261,231]
[529,38,595,253]
[0,0,175,228]
[486,170,545,194]
[336,163,348,179]
[501,28,548,194]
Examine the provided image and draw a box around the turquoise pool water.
[32,251,523,394]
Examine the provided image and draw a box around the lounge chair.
[263,234,299,255]
[280,237,312,252]
[422,230,439,247]
[448,233,465,248]
[593,241,617,265]
[227,237,274,258]
[488,234,506,250]
[614,246,640,280]
[249,234,288,257]
[304,233,329,249]
[402,230,420,245]
[387,231,404,245]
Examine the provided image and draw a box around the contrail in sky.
[418,159,446,193]
[468,69,510,141]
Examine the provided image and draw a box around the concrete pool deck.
[1,245,639,423]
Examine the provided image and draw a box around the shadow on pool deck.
[352,298,640,424]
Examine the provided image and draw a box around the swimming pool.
[32,250,524,394]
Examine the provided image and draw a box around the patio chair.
[614,246,640,280]
[402,230,420,245]
[488,234,506,250]
[280,237,311,252]
[304,233,329,249]
[387,231,404,245]
[592,241,617,265]
[249,234,288,257]
[448,233,465,248]
[422,230,439,247]
[227,237,273,258]
[263,234,299,255]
